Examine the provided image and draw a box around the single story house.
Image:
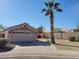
[2,23,37,43]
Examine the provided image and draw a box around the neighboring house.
[2,23,37,43]
[61,28,72,32]
[72,29,79,32]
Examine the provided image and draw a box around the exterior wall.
[47,32,79,40]
[3,31,8,39]
[54,32,79,39]
[54,33,62,39]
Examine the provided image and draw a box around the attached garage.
[4,23,37,43]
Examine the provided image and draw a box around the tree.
[42,0,62,44]
[0,25,5,32]
[54,28,61,33]
[37,26,45,33]
[0,25,5,38]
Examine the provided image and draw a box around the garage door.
[10,32,35,43]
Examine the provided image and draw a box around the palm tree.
[42,0,62,44]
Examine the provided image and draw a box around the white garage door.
[10,32,35,43]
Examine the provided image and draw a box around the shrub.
[0,38,8,46]
[43,34,49,39]
[37,33,49,39]
[37,34,42,38]
[75,36,79,42]
[69,36,75,41]
[43,34,47,38]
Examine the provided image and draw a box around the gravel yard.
[55,39,79,51]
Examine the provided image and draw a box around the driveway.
[0,45,56,57]
[13,41,50,46]
[0,39,50,53]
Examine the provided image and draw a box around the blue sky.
[0,0,79,30]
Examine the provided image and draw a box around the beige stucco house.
[2,23,37,43]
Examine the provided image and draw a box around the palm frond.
[54,3,60,6]
[45,2,48,7]
[54,3,60,9]
[45,10,49,16]
[42,8,46,12]
[56,8,62,12]
[48,1,53,7]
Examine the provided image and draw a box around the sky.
[0,0,79,31]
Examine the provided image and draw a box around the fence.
[54,32,79,39]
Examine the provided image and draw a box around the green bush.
[75,36,79,42]
[69,36,75,41]
[0,38,8,46]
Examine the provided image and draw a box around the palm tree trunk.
[50,13,55,44]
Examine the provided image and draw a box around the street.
[0,45,79,59]
[0,55,79,59]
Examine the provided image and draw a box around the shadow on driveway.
[13,41,50,46]
[0,41,50,53]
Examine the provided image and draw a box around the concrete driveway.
[13,41,50,46]
[0,45,56,57]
